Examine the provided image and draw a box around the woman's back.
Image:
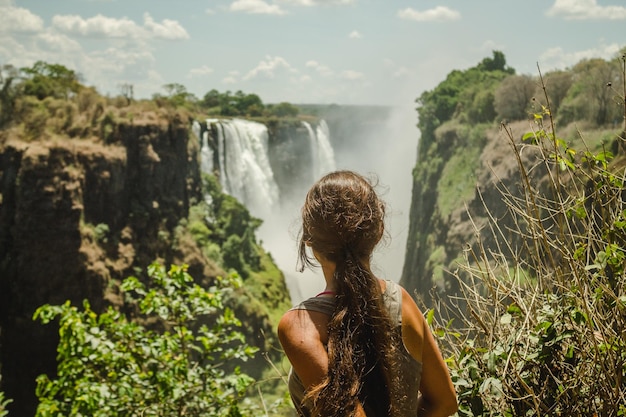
[286,280,422,416]
[278,170,457,417]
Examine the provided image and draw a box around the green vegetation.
[33,263,265,417]
[0,61,303,144]
[416,51,514,147]
[0,60,296,415]
[428,54,626,415]
[200,89,299,118]
[179,172,292,345]
[0,385,11,417]
[403,48,626,295]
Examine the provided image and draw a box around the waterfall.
[302,120,336,179]
[198,118,337,217]
[314,120,336,178]
[205,118,280,218]
[195,117,338,303]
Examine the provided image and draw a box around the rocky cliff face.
[400,121,548,302]
[0,113,293,415]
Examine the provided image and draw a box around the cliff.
[401,120,539,299]
[400,51,626,304]
[0,110,292,415]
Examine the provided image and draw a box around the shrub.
[0,385,12,417]
[33,263,258,417]
[437,66,626,416]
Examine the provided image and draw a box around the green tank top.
[286,280,423,416]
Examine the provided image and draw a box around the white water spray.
[196,110,417,304]
[303,120,336,179]
[208,119,280,219]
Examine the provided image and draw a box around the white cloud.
[397,6,461,22]
[538,43,622,70]
[243,55,297,80]
[52,13,189,40]
[36,32,83,53]
[82,47,157,91]
[0,3,44,32]
[222,70,240,84]
[188,65,214,78]
[546,0,626,20]
[52,14,139,38]
[206,8,216,15]
[305,60,333,76]
[339,69,365,81]
[229,0,287,15]
[348,30,361,39]
[143,13,189,40]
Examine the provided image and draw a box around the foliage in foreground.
[437,63,626,416]
[0,384,11,417]
[33,263,259,417]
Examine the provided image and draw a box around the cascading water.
[204,118,280,219]
[195,107,418,304]
[195,117,337,303]
[302,120,336,180]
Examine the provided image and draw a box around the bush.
[33,263,258,417]
[436,69,626,416]
[0,385,12,417]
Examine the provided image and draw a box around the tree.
[494,74,536,121]
[162,82,197,108]
[21,61,81,100]
[416,52,514,145]
[478,50,514,74]
[539,70,573,116]
[268,102,299,117]
[234,92,263,116]
[202,89,222,108]
[118,83,134,105]
[0,64,21,126]
[33,263,257,417]
[559,58,622,126]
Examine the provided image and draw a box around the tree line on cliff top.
[416,50,626,149]
[0,60,299,139]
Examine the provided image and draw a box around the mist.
[256,104,419,304]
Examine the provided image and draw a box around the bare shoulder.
[277,308,331,388]
[278,309,323,346]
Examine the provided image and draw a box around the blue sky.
[1,0,625,107]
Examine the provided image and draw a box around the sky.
[1,0,625,108]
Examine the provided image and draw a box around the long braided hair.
[298,171,401,416]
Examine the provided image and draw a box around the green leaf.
[522,132,536,142]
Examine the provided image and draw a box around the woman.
[278,170,457,417]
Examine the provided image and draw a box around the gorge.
[193,109,418,303]
[0,104,419,415]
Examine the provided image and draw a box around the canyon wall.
[0,113,302,415]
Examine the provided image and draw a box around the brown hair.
[299,170,401,416]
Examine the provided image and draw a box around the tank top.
[287,280,423,416]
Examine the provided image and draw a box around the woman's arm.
[400,287,458,417]
[277,309,368,417]
[278,309,329,390]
